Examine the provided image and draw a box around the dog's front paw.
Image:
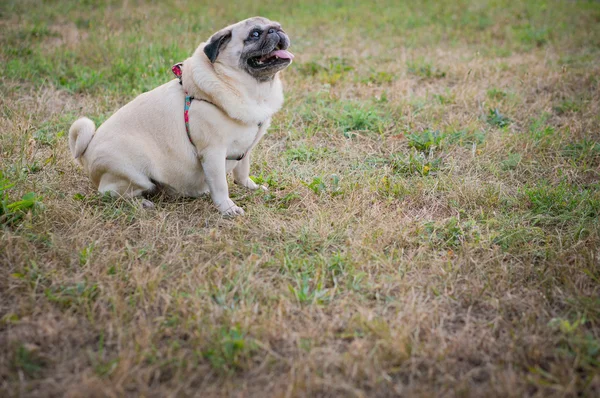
[217,199,245,218]
[235,178,268,191]
[222,205,245,218]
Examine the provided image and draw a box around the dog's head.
[203,16,293,81]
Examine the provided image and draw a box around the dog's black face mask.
[203,20,294,82]
[240,24,293,81]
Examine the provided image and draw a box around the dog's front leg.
[233,153,267,191]
[202,149,244,217]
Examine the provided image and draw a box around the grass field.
[1,0,600,396]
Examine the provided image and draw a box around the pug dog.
[68,16,293,216]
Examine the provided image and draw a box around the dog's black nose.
[276,31,289,50]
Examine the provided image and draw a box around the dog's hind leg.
[98,172,156,208]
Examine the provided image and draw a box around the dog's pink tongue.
[272,49,294,59]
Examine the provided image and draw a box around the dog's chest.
[226,123,263,158]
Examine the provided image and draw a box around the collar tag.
[172,62,184,85]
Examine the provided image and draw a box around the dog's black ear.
[203,29,232,63]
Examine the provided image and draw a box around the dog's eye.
[268,28,275,34]
[250,31,260,39]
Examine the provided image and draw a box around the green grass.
[407,59,446,80]
[1,0,600,396]
[0,172,42,227]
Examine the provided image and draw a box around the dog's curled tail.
[69,117,95,162]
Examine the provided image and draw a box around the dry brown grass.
[1,0,600,397]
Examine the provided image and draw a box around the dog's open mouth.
[248,49,294,68]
